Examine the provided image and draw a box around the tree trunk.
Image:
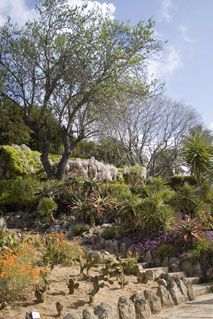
[56,151,70,180]
[39,131,56,179]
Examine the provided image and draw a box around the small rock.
[167,278,185,305]
[133,293,151,319]
[94,302,119,319]
[63,313,80,319]
[83,308,98,319]
[161,257,169,267]
[183,278,195,301]
[157,285,174,309]
[118,296,134,319]
[175,278,188,301]
[144,290,161,314]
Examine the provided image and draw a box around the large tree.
[100,94,198,176]
[0,0,161,180]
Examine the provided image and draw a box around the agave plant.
[38,197,58,223]
[173,215,206,244]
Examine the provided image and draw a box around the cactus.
[88,276,105,304]
[79,256,99,279]
[67,278,79,294]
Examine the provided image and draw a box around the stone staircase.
[139,262,213,298]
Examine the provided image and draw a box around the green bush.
[73,223,90,237]
[135,191,174,233]
[0,176,40,212]
[167,176,197,190]
[101,226,119,240]
[155,244,174,257]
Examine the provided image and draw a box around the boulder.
[182,278,195,301]
[83,308,98,319]
[118,296,134,319]
[157,285,174,309]
[94,302,119,319]
[144,290,161,314]
[131,291,151,319]
[174,278,188,301]
[167,278,185,305]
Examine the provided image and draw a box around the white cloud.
[0,0,116,27]
[148,46,183,81]
[159,0,173,23]
[0,0,36,26]
[179,25,195,44]
[67,0,116,19]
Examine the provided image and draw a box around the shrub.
[0,241,46,302]
[73,223,90,237]
[101,226,118,240]
[41,233,84,268]
[121,251,138,275]
[135,191,174,233]
[155,244,174,257]
[0,176,40,212]
[169,182,206,217]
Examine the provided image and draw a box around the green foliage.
[79,257,99,280]
[101,226,118,240]
[173,215,206,246]
[0,230,20,250]
[88,276,105,304]
[0,145,42,177]
[0,98,32,146]
[182,131,213,193]
[38,198,58,216]
[167,175,197,190]
[170,182,206,217]
[0,0,162,180]
[155,244,174,257]
[188,239,211,263]
[123,166,146,185]
[135,191,174,233]
[42,233,83,269]
[0,176,39,212]
[73,223,90,237]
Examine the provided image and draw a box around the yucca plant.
[182,131,213,195]
[38,197,58,223]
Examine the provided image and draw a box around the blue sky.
[0,0,213,129]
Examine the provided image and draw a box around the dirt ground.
[0,264,158,319]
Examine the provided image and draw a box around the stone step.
[142,266,169,277]
[168,272,200,285]
[193,282,213,297]
[168,271,185,278]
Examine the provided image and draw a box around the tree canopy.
[0,0,162,180]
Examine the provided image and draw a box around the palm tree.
[182,132,213,195]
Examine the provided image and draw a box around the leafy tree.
[0,0,161,180]
[0,98,32,145]
[182,132,213,194]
